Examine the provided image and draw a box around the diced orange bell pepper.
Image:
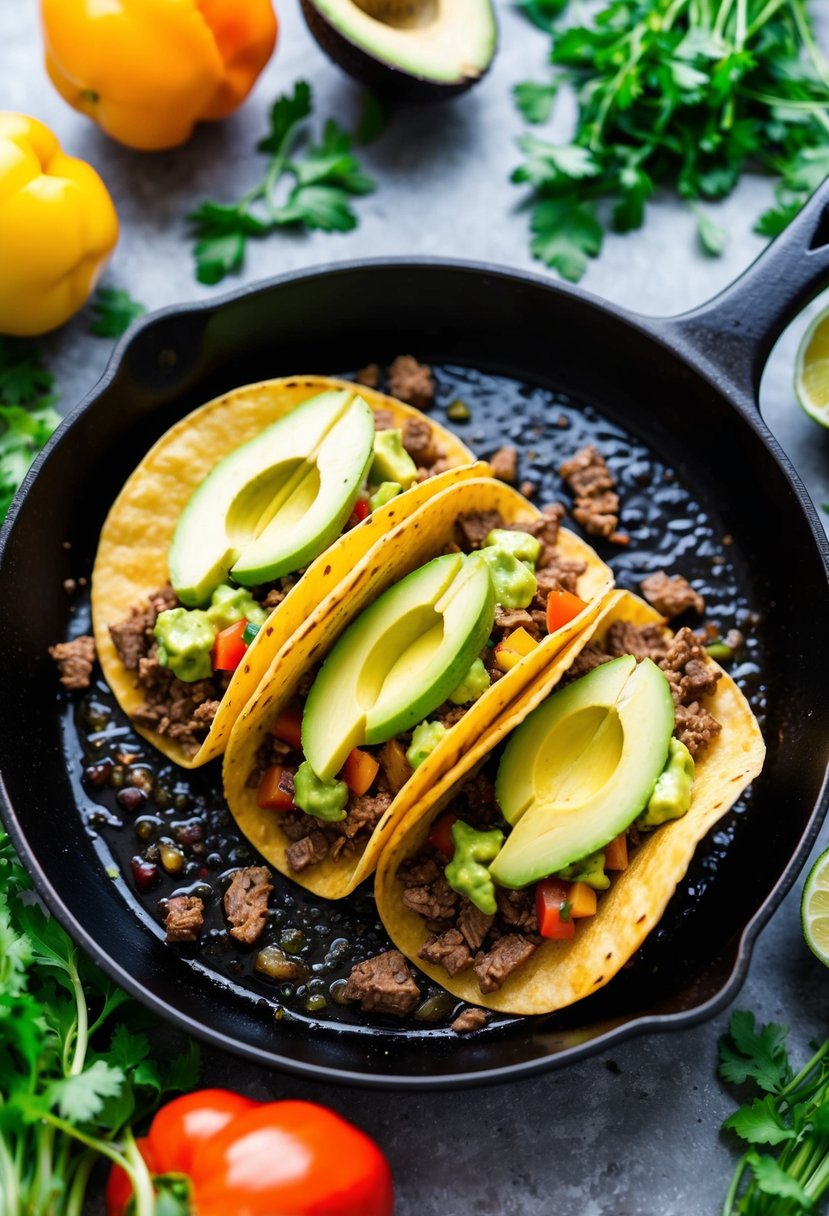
[257,765,295,811]
[341,748,379,796]
[212,619,248,672]
[546,588,588,634]
[604,832,628,871]
[494,626,538,672]
[535,877,576,939]
[271,707,303,750]
[567,881,597,918]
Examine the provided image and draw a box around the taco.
[92,375,479,769]
[222,477,614,899]
[370,590,765,1015]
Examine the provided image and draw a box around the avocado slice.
[168,390,374,606]
[302,553,495,780]
[301,0,497,101]
[490,656,676,889]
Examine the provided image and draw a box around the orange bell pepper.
[40,0,278,151]
[341,748,380,796]
[0,113,118,336]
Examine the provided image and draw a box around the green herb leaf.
[47,1060,125,1123]
[513,81,558,124]
[691,203,728,256]
[190,83,375,284]
[0,343,61,520]
[530,197,603,281]
[513,136,600,188]
[89,287,146,338]
[746,1151,814,1206]
[517,0,568,33]
[723,1095,797,1146]
[357,90,387,144]
[719,1011,791,1094]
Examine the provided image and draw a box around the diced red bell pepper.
[536,877,576,939]
[546,589,588,635]
[271,706,303,750]
[352,497,371,523]
[341,747,379,796]
[428,812,458,859]
[212,619,248,672]
[257,765,296,811]
[604,832,628,870]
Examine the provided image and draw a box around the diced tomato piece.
[428,812,458,859]
[353,497,371,522]
[212,619,248,672]
[271,706,303,750]
[546,589,588,635]
[257,765,296,811]
[604,832,628,871]
[536,877,576,939]
[341,747,380,796]
[567,881,597,918]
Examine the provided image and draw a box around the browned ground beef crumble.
[386,355,435,411]
[342,950,421,1016]
[223,865,273,945]
[49,635,97,691]
[640,570,705,618]
[451,1007,489,1033]
[163,895,204,943]
[560,444,621,540]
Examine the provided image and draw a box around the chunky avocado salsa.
[245,502,596,879]
[94,383,464,766]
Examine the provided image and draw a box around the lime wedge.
[795,306,829,427]
[801,845,829,964]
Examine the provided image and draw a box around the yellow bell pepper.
[40,0,278,151]
[0,113,118,337]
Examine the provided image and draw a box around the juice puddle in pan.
[61,365,767,1039]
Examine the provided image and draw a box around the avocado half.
[301,0,497,101]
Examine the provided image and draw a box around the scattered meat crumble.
[223,865,273,945]
[489,445,518,483]
[560,444,620,539]
[355,363,380,388]
[386,355,435,411]
[451,1007,488,1034]
[342,950,421,1017]
[164,895,204,944]
[640,571,705,618]
[49,635,97,691]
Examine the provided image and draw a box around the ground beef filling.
[560,444,621,540]
[49,635,97,691]
[163,895,204,944]
[223,865,273,945]
[640,570,705,618]
[108,581,290,758]
[342,949,421,1017]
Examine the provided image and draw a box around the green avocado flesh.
[168,391,375,606]
[490,656,675,889]
[302,553,496,781]
[305,0,497,89]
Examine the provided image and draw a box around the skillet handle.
[655,181,829,409]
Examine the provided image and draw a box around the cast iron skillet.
[2,184,829,1089]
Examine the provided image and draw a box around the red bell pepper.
[211,619,248,672]
[535,877,576,939]
[271,705,303,749]
[341,747,380,795]
[352,496,371,523]
[428,812,458,859]
[546,589,587,635]
[257,764,296,810]
[106,1091,394,1216]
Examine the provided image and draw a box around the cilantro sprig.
[0,337,60,521]
[90,287,146,338]
[720,1010,829,1213]
[0,829,198,1216]
[189,81,376,285]
[512,0,829,280]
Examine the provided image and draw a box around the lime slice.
[795,306,829,427]
[801,845,829,964]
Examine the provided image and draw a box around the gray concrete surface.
[3,1,829,1213]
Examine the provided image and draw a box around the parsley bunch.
[512,0,829,280]
[720,1010,829,1213]
[0,338,60,521]
[0,829,198,1216]
[89,288,146,339]
[189,81,376,285]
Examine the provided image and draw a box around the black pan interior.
[2,263,828,1086]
